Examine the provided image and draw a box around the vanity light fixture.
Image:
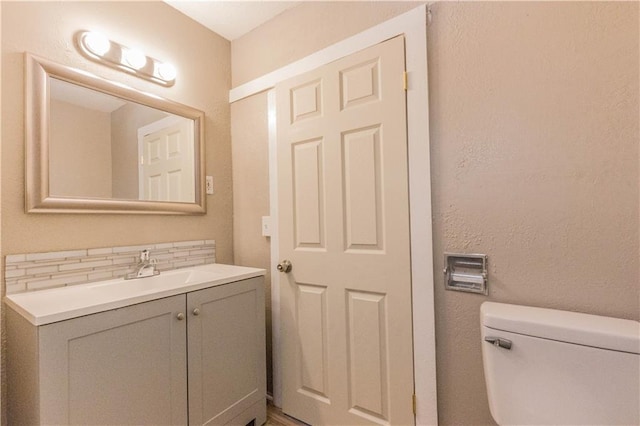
[122,48,147,70]
[83,32,111,56]
[155,62,177,82]
[76,30,176,87]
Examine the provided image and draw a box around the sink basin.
[91,270,193,293]
[90,269,216,294]
[4,263,265,326]
[86,268,228,296]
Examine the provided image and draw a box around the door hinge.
[403,71,408,91]
[412,394,416,415]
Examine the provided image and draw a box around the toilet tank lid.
[481,302,640,354]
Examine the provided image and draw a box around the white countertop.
[4,263,265,326]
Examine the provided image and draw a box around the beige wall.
[230,91,273,391]
[0,2,3,420]
[1,1,232,258]
[428,2,637,423]
[232,1,418,86]
[49,100,112,198]
[230,1,639,424]
[111,103,169,200]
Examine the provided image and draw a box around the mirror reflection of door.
[48,77,198,203]
[138,116,195,202]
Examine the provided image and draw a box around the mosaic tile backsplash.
[4,240,216,294]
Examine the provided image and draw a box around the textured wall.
[0,2,3,421]
[231,2,639,424]
[232,1,419,86]
[230,91,273,391]
[1,1,233,259]
[429,2,638,422]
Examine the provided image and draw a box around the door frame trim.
[230,5,437,424]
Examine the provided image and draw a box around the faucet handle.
[140,249,150,262]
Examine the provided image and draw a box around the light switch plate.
[261,216,271,237]
[205,176,213,194]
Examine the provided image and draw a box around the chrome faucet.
[126,249,160,279]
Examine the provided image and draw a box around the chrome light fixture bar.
[75,30,176,87]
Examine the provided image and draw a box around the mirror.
[25,53,206,214]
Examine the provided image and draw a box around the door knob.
[192,308,200,316]
[277,260,292,273]
[176,313,185,321]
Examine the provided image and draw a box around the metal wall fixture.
[444,253,488,295]
[75,31,177,87]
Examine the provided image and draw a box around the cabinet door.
[39,295,188,425]
[187,277,266,425]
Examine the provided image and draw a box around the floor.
[266,402,308,426]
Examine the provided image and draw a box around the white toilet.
[481,302,640,425]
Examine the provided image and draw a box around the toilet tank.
[481,302,640,425]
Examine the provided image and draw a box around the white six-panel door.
[139,116,195,202]
[276,36,414,426]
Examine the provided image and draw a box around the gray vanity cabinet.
[187,277,267,425]
[36,295,188,425]
[6,277,266,426]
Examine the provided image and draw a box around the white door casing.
[234,5,436,424]
[276,36,414,426]
[138,116,195,202]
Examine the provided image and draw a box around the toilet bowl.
[481,302,640,425]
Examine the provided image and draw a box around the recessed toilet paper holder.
[444,253,488,295]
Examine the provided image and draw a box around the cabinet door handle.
[192,308,200,316]
[176,313,185,321]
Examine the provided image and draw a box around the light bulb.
[84,32,110,56]
[155,62,177,81]
[122,48,147,70]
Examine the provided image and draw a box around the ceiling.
[51,78,126,113]
[163,1,300,41]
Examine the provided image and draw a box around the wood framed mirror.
[25,53,206,214]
